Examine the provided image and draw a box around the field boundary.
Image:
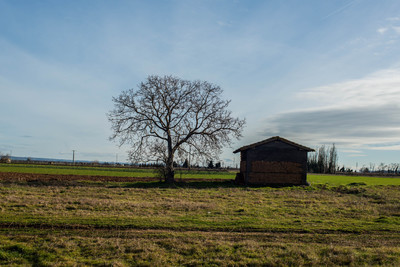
[2,222,398,234]
[0,172,231,183]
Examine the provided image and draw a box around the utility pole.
[72,150,76,165]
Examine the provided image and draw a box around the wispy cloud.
[392,26,400,34]
[367,144,400,151]
[322,0,359,20]
[296,68,400,108]
[387,17,400,21]
[263,105,400,147]
[377,27,388,34]
[262,68,400,151]
[217,20,232,27]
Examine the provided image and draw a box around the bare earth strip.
[0,172,229,183]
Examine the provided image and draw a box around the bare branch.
[108,75,246,182]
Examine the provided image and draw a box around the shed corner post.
[302,151,310,185]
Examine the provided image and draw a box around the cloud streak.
[295,68,400,108]
[262,68,400,151]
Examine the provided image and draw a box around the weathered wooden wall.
[240,140,308,185]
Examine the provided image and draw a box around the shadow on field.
[1,177,301,189]
[118,180,302,189]
[1,179,243,189]
[120,180,240,189]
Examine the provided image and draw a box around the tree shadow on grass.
[119,180,240,189]
[118,180,301,189]
[3,178,301,189]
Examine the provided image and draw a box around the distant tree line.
[136,159,224,169]
[307,144,338,174]
[359,162,399,174]
[307,145,400,175]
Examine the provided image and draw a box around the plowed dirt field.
[0,172,230,183]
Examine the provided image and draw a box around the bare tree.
[388,163,399,174]
[108,75,245,182]
[328,144,338,174]
[377,163,387,173]
[369,162,375,173]
[317,145,327,173]
[307,144,338,174]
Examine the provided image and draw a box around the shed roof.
[233,136,314,153]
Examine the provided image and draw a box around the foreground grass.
[1,178,399,265]
[1,228,399,266]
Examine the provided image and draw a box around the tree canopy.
[108,75,245,182]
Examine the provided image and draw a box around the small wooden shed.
[233,136,314,185]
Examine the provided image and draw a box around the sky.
[1,0,400,169]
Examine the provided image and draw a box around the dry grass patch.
[1,229,399,266]
[0,179,400,265]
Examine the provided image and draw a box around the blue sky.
[1,0,400,169]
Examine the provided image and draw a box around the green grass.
[1,166,399,265]
[1,228,399,266]
[308,173,400,186]
[1,178,400,265]
[2,163,400,185]
[1,182,394,233]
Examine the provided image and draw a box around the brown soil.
[0,172,230,183]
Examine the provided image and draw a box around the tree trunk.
[165,159,175,183]
[165,139,175,183]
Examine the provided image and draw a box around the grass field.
[1,163,400,185]
[1,164,400,265]
[309,173,400,186]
